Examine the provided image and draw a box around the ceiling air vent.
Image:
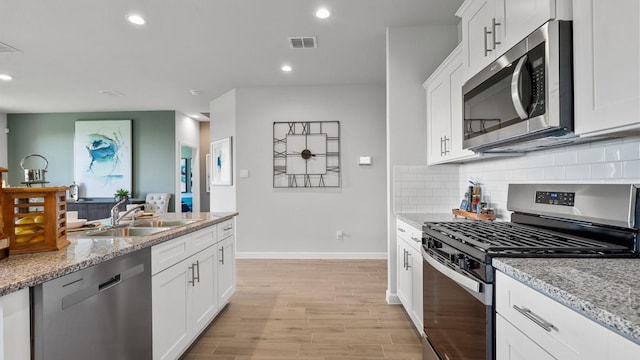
[0,42,20,54]
[288,36,317,49]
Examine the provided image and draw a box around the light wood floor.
[181,259,422,360]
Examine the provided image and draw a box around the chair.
[145,193,171,213]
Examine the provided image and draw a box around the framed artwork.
[273,121,340,188]
[205,154,211,192]
[74,120,132,198]
[211,137,232,186]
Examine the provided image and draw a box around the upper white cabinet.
[456,0,569,80]
[573,0,640,137]
[424,44,476,165]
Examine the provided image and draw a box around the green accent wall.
[7,111,176,209]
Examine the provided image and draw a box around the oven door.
[422,247,493,360]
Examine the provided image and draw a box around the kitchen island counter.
[493,257,640,345]
[0,212,237,296]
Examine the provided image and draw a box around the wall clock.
[273,121,340,188]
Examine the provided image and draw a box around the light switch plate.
[239,169,250,178]
[358,156,372,165]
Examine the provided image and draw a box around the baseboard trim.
[236,252,387,259]
[386,290,401,304]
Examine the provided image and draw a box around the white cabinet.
[496,271,640,360]
[457,0,567,80]
[573,0,640,137]
[217,221,236,305]
[395,219,423,334]
[424,44,476,165]
[496,313,555,360]
[0,288,30,360]
[152,221,237,360]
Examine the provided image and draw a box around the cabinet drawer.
[152,233,192,275]
[217,219,234,240]
[496,271,606,360]
[396,219,422,251]
[190,227,217,255]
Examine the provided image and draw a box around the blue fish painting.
[86,134,118,171]
[74,120,131,198]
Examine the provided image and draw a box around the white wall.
[209,89,237,213]
[0,113,7,168]
[386,25,459,302]
[222,85,387,258]
[175,112,200,212]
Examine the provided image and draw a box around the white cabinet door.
[191,245,219,336]
[1,288,30,360]
[217,234,236,305]
[496,314,556,360]
[460,0,498,77]
[573,0,640,137]
[409,245,423,335]
[449,54,475,160]
[499,0,555,52]
[396,240,411,310]
[152,259,191,360]
[426,69,452,163]
[607,330,640,359]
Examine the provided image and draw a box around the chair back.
[145,193,171,213]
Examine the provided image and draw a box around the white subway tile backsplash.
[591,162,623,179]
[605,141,640,162]
[623,160,640,180]
[564,164,591,179]
[393,137,639,218]
[577,146,605,164]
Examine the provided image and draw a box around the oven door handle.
[423,249,493,306]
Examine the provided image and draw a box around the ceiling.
[0,0,462,119]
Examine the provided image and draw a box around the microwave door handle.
[510,55,529,119]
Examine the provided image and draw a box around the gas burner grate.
[425,222,629,254]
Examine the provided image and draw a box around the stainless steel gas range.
[421,183,639,360]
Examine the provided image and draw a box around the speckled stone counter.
[396,212,462,229]
[493,257,640,344]
[0,212,237,296]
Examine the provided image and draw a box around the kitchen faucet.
[110,200,144,226]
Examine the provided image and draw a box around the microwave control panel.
[536,191,575,206]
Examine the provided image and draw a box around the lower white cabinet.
[217,230,236,305]
[395,219,423,334]
[496,271,640,360]
[0,288,30,360]
[152,221,236,360]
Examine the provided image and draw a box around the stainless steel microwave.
[462,20,574,153]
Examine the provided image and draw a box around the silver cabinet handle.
[188,265,195,287]
[194,260,200,283]
[513,305,555,332]
[219,247,225,264]
[403,249,407,270]
[406,252,411,269]
[484,26,492,56]
[510,55,530,119]
[492,18,501,49]
[410,236,421,243]
[443,136,450,155]
[397,227,406,233]
[223,226,233,231]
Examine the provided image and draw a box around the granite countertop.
[397,212,502,230]
[493,258,640,345]
[0,212,238,296]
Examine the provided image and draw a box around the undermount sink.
[132,219,201,228]
[87,227,172,237]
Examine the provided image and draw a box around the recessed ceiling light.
[315,8,331,19]
[0,74,13,81]
[189,114,201,119]
[281,65,293,72]
[190,89,203,96]
[127,14,146,25]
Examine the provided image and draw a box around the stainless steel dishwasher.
[32,248,152,360]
